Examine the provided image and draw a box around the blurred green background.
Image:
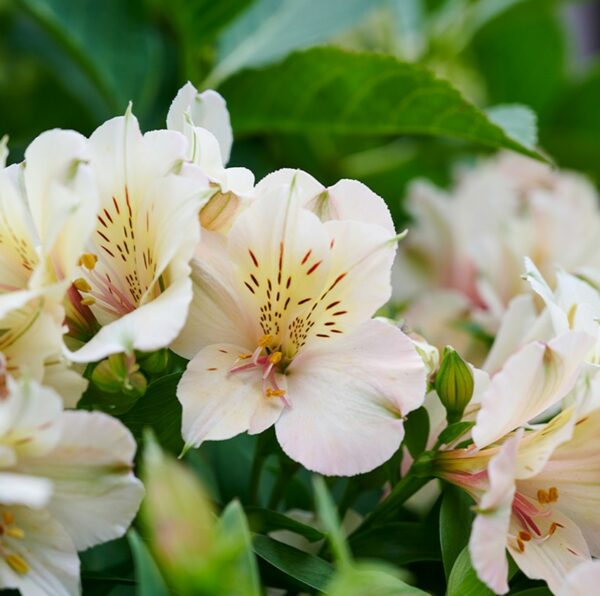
[1,0,599,225]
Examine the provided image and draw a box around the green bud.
[91,353,147,399]
[434,346,474,423]
[123,371,147,398]
[139,349,170,375]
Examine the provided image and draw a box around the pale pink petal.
[18,411,143,551]
[178,343,285,448]
[559,560,600,596]
[275,319,425,476]
[473,331,593,449]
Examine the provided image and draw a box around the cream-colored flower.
[66,106,212,362]
[0,370,143,595]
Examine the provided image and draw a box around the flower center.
[0,510,28,575]
[229,335,290,405]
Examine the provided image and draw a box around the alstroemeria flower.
[66,106,212,362]
[174,178,426,476]
[434,331,597,594]
[0,132,97,404]
[167,83,254,233]
[559,560,600,596]
[0,369,143,595]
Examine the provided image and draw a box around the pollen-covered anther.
[258,334,273,348]
[80,297,97,306]
[518,530,532,542]
[78,252,98,270]
[537,487,559,504]
[265,388,286,398]
[269,351,282,365]
[73,277,93,292]
[5,553,28,575]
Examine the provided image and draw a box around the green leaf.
[440,485,474,579]
[252,534,334,592]
[350,522,441,566]
[245,507,325,542]
[207,0,382,86]
[119,373,183,455]
[485,104,537,150]
[404,406,430,458]
[437,421,476,448]
[127,530,168,596]
[220,47,546,160]
[313,476,351,565]
[217,501,261,596]
[17,0,167,120]
[447,546,494,596]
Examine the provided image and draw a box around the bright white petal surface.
[167,83,233,163]
[0,473,52,508]
[559,560,600,596]
[178,343,285,447]
[0,505,79,596]
[275,319,426,476]
[473,331,593,449]
[17,411,143,551]
[470,432,521,595]
[508,509,590,595]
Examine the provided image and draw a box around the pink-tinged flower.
[0,368,143,595]
[434,331,598,594]
[174,177,426,476]
[559,560,600,596]
[66,106,212,362]
[0,132,97,405]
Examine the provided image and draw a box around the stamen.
[518,530,532,542]
[74,277,93,292]
[258,335,273,347]
[80,297,97,306]
[79,253,98,270]
[548,487,559,502]
[6,553,29,574]
[238,353,252,360]
[2,512,14,525]
[5,528,24,539]
[269,351,282,364]
[266,388,286,398]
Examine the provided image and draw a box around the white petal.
[559,560,600,596]
[40,360,87,409]
[18,411,144,551]
[0,473,52,508]
[177,343,285,447]
[508,509,590,595]
[473,331,593,449]
[275,319,426,476]
[167,83,233,164]
[470,432,521,595]
[255,169,324,206]
[0,505,79,596]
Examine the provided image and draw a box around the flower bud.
[139,349,170,375]
[434,346,474,422]
[91,353,147,399]
[200,190,240,232]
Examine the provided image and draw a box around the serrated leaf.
[485,104,538,150]
[245,507,324,542]
[127,530,168,596]
[440,485,474,579]
[220,47,546,161]
[252,534,334,592]
[207,0,383,85]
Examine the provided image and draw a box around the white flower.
[174,175,426,476]
[0,132,97,405]
[66,106,212,362]
[167,83,254,232]
[0,371,143,595]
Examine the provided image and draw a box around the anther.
[79,253,98,270]
[74,277,92,292]
[537,489,548,504]
[269,351,282,364]
[238,353,252,360]
[516,538,525,553]
[265,388,286,398]
[6,554,29,574]
[3,512,14,525]
[548,487,559,502]
[518,531,532,542]
[258,335,273,348]
[80,297,97,306]
[5,527,24,539]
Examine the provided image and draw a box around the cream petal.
[0,505,79,596]
[473,331,593,449]
[559,560,600,596]
[17,410,143,551]
[0,473,52,508]
[275,319,426,476]
[470,432,521,595]
[177,343,285,447]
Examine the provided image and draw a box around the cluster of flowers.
[2,79,600,595]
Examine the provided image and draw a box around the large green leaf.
[207,0,383,86]
[439,485,474,579]
[219,47,545,160]
[447,546,494,596]
[350,521,441,566]
[17,0,167,120]
[127,531,169,596]
[252,534,334,592]
[245,507,324,543]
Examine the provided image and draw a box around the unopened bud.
[91,353,147,398]
[200,191,240,232]
[139,349,170,375]
[434,346,474,423]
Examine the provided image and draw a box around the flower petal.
[473,331,593,449]
[470,431,521,595]
[0,473,52,508]
[559,560,600,596]
[17,411,143,551]
[177,343,285,447]
[275,319,426,476]
[0,505,79,596]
